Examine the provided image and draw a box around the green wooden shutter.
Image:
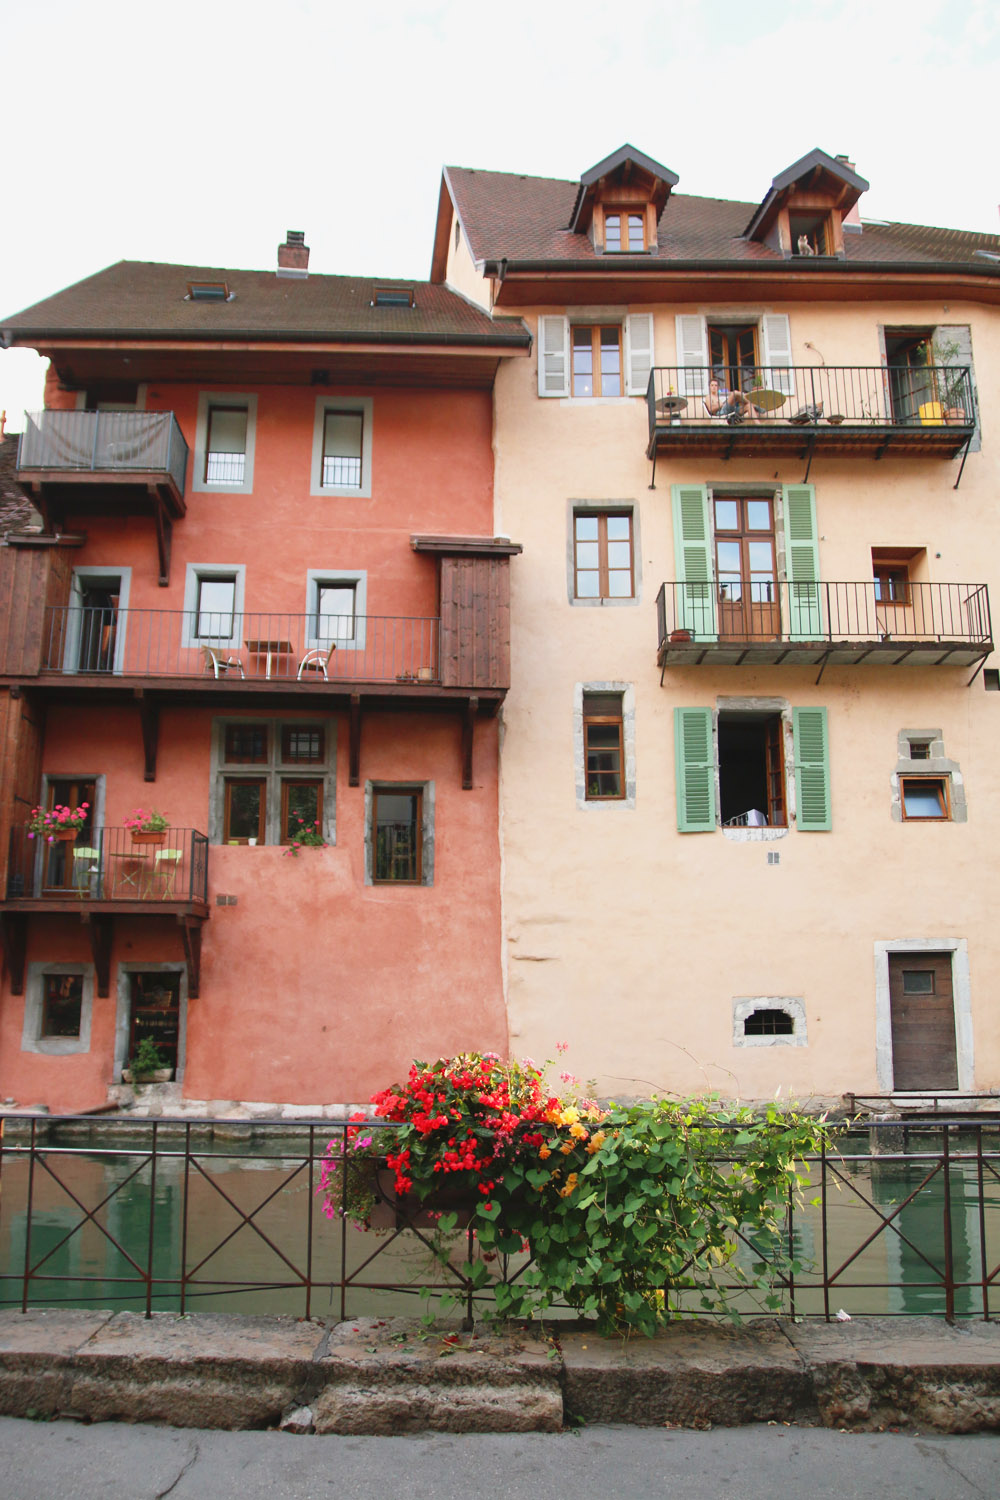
[783,484,824,641]
[671,484,717,640]
[675,707,716,832]
[793,706,831,830]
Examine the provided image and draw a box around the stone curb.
[1,1310,998,1434]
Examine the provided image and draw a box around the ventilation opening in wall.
[744,1007,794,1037]
[984,669,999,691]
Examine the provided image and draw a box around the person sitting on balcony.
[704,378,753,425]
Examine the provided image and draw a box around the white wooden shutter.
[537,316,569,397]
[625,313,654,396]
[761,314,795,398]
[675,314,708,401]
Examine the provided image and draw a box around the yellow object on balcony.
[919,401,944,426]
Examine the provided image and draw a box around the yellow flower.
[560,1106,580,1125]
[569,1122,587,1140]
[585,1130,606,1155]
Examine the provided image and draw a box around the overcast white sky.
[2,0,998,426]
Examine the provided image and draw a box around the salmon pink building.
[0,239,527,1113]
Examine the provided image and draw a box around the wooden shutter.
[783,484,823,640]
[625,313,654,396]
[793,706,831,830]
[761,313,795,398]
[671,484,717,640]
[675,314,708,401]
[675,708,716,832]
[538,315,569,397]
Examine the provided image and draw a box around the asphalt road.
[0,1418,997,1499]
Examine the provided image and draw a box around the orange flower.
[586,1130,606,1155]
[539,1146,551,1160]
[560,1142,574,1155]
[569,1122,587,1140]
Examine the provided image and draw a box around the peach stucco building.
[432,145,1000,1106]
[0,243,527,1111]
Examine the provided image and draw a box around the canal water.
[1,1127,997,1321]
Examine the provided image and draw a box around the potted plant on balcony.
[26,803,90,843]
[124,808,169,846]
[122,1036,173,1084]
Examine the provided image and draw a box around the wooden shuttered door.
[783,485,823,640]
[439,556,511,690]
[671,484,717,640]
[0,544,73,675]
[675,707,716,832]
[792,707,831,830]
[888,953,958,1090]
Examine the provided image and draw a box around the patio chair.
[201,644,244,678]
[296,642,337,681]
[154,847,184,899]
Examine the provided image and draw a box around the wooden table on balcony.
[245,639,293,680]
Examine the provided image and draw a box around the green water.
[1,1130,998,1320]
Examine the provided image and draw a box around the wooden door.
[42,779,96,893]
[714,496,781,642]
[888,952,958,1090]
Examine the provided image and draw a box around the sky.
[2,0,998,426]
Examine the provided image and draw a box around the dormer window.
[790,212,832,256]
[187,281,231,302]
[604,210,646,253]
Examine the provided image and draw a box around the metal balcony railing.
[656,581,992,654]
[38,609,441,685]
[18,410,189,498]
[647,366,976,437]
[4,827,208,904]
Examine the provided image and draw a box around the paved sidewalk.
[1,1309,998,1434]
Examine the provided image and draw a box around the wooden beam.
[0,913,27,995]
[179,915,203,998]
[461,695,478,791]
[349,693,361,787]
[152,490,172,586]
[81,912,112,996]
[135,692,158,781]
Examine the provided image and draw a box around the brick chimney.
[277,230,309,278]
[835,156,864,234]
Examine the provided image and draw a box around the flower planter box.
[370,1168,476,1231]
[50,828,80,842]
[122,1067,174,1084]
[130,830,167,846]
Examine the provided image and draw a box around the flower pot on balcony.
[122,1067,174,1084]
[131,830,167,846]
[669,629,692,644]
[944,406,967,425]
[51,828,80,843]
[827,414,845,425]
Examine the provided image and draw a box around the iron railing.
[18,410,189,498]
[4,827,209,904]
[37,609,441,684]
[647,365,976,437]
[0,1118,997,1324]
[656,581,992,651]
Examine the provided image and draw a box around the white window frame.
[192,392,258,495]
[181,564,246,648]
[304,569,368,652]
[22,963,94,1055]
[311,396,373,498]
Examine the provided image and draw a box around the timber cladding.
[439,555,511,690]
[0,544,72,676]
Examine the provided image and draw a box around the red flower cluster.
[371,1054,552,1198]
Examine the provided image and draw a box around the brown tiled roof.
[446,166,1000,268]
[0,434,42,536]
[2,262,529,346]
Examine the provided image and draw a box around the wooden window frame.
[281,779,324,844]
[603,208,646,253]
[574,510,634,600]
[224,723,269,764]
[900,775,951,821]
[372,787,423,884]
[281,725,326,764]
[570,324,623,398]
[223,778,266,843]
[583,695,625,802]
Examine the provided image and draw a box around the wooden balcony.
[0,826,208,998]
[16,410,189,582]
[646,367,976,486]
[656,581,992,680]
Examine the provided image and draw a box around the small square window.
[42,973,83,1038]
[282,725,325,763]
[909,741,932,760]
[583,693,625,801]
[373,788,422,883]
[224,724,268,763]
[900,775,950,820]
[574,511,634,599]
